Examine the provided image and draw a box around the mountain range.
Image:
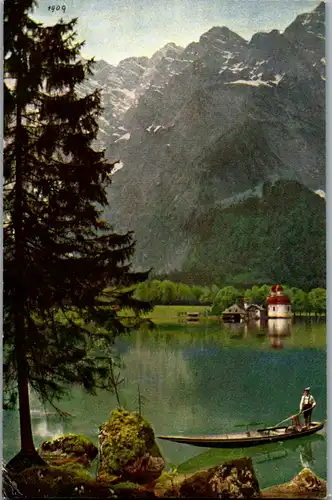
[81,2,326,288]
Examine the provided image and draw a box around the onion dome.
[271,285,277,293]
[275,284,283,292]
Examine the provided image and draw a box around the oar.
[234,422,265,432]
[273,410,305,428]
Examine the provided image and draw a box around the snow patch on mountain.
[315,189,325,198]
[79,0,325,158]
[216,184,265,208]
[115,133,131,142]
[111,161,124,175]
[226,79,273,87]
[273,74,284,84]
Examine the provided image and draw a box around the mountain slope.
[184,180,325,289]
[91,3,325,285]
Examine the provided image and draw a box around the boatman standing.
[300,387,316,427]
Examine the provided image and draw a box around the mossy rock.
[112,482,158,498]
[2,463,25,498]
[39,434,98,466]
[154,470,191,498]
[261,467,327,498]
[98,408,165,484]
[178,457,260,498]
[113,481,145,490]
[9,464,118,498]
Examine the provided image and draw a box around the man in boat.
[288,413,302,432]
[300,387,316,427]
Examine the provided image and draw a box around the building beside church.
[222,304,246,323]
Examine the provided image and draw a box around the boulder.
[113,482,158,498]
[98,408,165,484]
[2,463,25,498]
[261,467,327,498]
[9,463,115,498]
[38,434,98,467]
[178,457,260,498]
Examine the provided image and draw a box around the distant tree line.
[211,285,326,316]
[134,280,218,305]
[134,281,326,315]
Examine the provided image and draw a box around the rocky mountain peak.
[118,56,150,70]
[199,26,246,46]
[149,42,184,66]
[86,2,326,280]
[249,29,289,52]
[284,1,324,43]
[315,1,325,12]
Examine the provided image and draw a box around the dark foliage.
[4,0,151,463]
[184,181,325,290]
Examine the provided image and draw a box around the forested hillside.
[183,181,325,290]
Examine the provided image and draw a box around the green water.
[4,320,326,489]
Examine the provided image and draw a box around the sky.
[33,0,321,65]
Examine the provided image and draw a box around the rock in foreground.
[261,467,327,498]
[177,457,260,498]
[98,408,165,484]
[9,463,113,498]
[39,434,98,467]
[2,463,25,498]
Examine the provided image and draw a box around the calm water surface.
[4,319,326,489]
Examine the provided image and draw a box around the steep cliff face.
[86,3,325,282]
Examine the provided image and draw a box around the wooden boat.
[158,421,325,448]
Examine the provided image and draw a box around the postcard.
[3,0,326,497]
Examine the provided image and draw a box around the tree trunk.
[14,97,36,452]
[7,96,45,471]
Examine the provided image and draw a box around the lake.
[3,318,327,489]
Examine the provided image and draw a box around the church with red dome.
[267,285,292,319]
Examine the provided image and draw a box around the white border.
[326,0,331,495]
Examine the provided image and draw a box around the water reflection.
[223,322,247,339]
[268,319,292,337]
[299,441,315,468]
[267,319,292,349]
[3,321,326,487]
[222,319,293,349]
[269,335,284,349]
[177,434,323,474]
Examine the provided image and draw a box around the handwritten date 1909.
[48,5,66,12]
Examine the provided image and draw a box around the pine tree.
[4,0,151,470]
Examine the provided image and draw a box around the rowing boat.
[157,421,325,448]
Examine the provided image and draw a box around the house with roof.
[222,304,246,323]
[246,304,265,321]
[222,299,266,323]
[222,285,291,323]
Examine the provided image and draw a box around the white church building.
[267,284,292,319]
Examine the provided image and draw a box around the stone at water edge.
[98,408,165,484]
[8,464,116,499]
[2,463,25,499]
[177,457,260,498]
[38,434,98,467]
[261,467,327,498]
